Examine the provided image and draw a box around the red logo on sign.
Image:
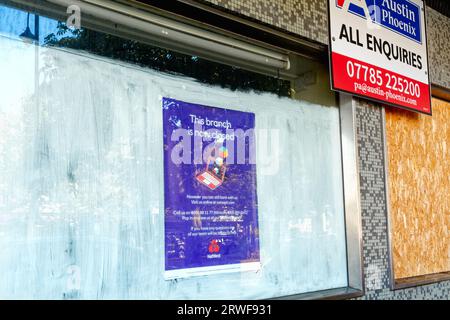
[208,239,220,253]
[336,0,363,8]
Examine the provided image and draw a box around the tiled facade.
[427,8,450,89]
[200,0,329,44]
[194,0,450,299]
[199,0,450,90]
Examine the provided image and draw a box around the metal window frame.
[339,94,364,296]
[1,0,365,299]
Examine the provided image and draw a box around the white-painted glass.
[0,4,347,299]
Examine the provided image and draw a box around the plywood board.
[386,98,450,279]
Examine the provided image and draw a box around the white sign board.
[328,0,431,114]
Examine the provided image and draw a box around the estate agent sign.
[328,0,431,114]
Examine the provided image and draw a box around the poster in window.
[162,97,260,279]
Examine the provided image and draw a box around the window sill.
[271,287,364,300]
[393,272,450,290]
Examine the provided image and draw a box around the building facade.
[0,0,448,299]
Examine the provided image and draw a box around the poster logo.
[336,0,421,43]
[208,240,220,253]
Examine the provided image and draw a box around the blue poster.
[162,97,260,279]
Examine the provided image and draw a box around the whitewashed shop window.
[0,2,359,299]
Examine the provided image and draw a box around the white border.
[164,262,261,280]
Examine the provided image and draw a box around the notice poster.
[162,97,260,279]
[328,0,431,114]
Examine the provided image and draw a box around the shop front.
[0,0,448,300]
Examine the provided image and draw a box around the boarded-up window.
[386,98,450,279]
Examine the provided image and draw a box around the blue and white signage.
[339,0,422,43]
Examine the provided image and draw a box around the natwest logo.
[336,0,421,43]
[208,239,220,253]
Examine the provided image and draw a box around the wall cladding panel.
[426,8,450,89]
[198,0,329,44]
